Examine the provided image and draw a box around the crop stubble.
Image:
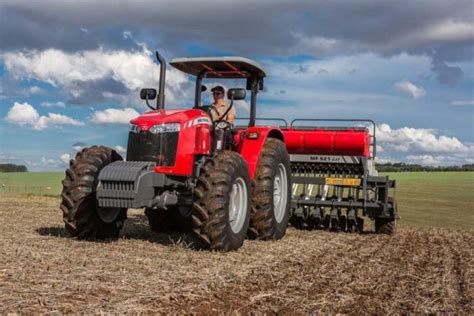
[0,196,472,314]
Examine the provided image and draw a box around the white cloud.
[28,86,44,94]
[5,102,39,125]
[451,100,474,106]
[376,123,467,154]
[60,153,71,165]
[41,157,58,165]
[293,33,342,54]
[393,80,426,99]
[1,48,190,106]
[72,142,86,152]
[375,157,400,164]
[406,155,460,166]
[36,113,84,130]
[91,107,140,124]
[114,145,126,154]
[41,101,66,108]
[420,20,474,42]
[258,53,432,112]
[5,102,84,130]
[0,153,17,162]
[375,123,474,166]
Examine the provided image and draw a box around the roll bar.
[194,71,262,127]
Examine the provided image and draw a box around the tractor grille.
[126,131,178,166]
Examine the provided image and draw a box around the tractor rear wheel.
[192,151,251,251]
[248,138,291,240]
[60,146,126,239]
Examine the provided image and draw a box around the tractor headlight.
[149,123,180,134]
[130,124,141,133]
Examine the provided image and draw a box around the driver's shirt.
[211,100,235,122]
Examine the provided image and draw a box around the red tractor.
[60,52,398,251]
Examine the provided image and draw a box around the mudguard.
[235,126,284,179]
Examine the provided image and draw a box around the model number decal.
[289,154,360,164]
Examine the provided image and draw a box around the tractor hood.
[130,109,209,132]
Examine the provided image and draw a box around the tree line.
[376,162,474,172]
[0,164,28,173]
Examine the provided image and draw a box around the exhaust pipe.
[155,51,166,110]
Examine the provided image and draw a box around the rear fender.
[235,127,284,179]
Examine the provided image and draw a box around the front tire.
[60,146,126,239]
[192,151,251,251]
[249,138,291,240]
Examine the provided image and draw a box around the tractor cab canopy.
[170,56,266,79]
[170,57,265,126]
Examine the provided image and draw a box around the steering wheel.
[215,120,231,130]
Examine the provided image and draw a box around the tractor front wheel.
[60,146,126,239]
[249,138,291,240]
[192,151,251,251]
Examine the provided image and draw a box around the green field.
[1,171,473,231]
[382,172,473,231]
[0,172,64,196]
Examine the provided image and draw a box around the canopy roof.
[170,56,266,79]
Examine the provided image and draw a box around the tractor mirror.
[140,88,157,100]
[227,88,246,100]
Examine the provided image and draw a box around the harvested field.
[1,196,473,314]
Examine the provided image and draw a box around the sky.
[0,0,473,171]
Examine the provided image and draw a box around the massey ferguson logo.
[183,117,212,129]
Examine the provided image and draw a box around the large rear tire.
[192,151,251,251]
[60,146,126,239]
[248,138,291,240]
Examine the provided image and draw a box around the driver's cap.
[211,85,225,93]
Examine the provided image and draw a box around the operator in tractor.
[210,85,235,124]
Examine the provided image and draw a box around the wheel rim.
[273,163,288,223]
[229,177,248,233]
[97,207,121,223]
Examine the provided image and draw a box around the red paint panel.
[235,126,283,179]
[130,109,211,176]
[282,129,370,157]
